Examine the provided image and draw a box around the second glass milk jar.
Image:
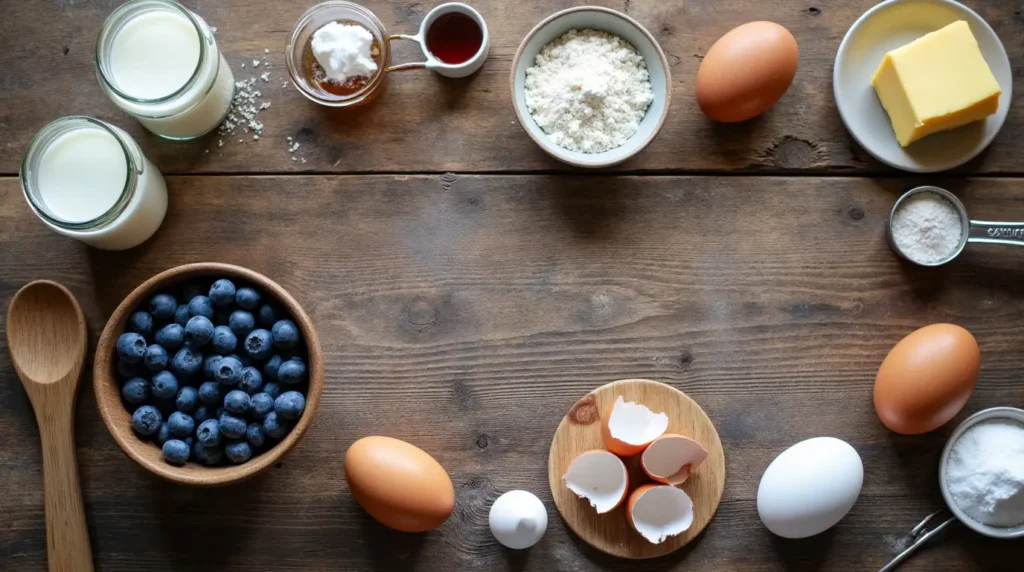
[95,0,235,140]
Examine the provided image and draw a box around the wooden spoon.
[7,281,94,572]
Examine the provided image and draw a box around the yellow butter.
[871,20,1000,147]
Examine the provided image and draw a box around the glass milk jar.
[95,0,234,140]
[20,117,168,251]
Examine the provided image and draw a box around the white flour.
[891,191,963,264]
[524,29,653,153]
[946,419,1024,527]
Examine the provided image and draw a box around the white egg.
[488,490,548,549]
[757,437,863,539]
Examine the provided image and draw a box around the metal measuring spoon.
[888,185,1024,267]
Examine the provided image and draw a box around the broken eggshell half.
[563,449,629,514]
[601,396,669,457]
[626,484,695,544]
[640,433,709,486]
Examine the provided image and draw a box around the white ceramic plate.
[833,0,1012,173]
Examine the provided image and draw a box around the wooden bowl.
[94,263,324,486]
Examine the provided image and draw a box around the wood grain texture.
[548,378,725,558]
[3,0,1024,175]
[4,174,1024,570]
[7,282,94,572]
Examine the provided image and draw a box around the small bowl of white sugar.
[510,7,671,168]
[940,407,1024,538]
[888,186,969,266]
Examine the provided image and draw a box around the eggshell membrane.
[696,21,799,122]
[626,484,695,544]
[344,436,455,532]
[601,396,669,457]
[873,324,980,435]
[640,434,709,486]
[563,449,629,514]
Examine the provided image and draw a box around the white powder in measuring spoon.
[891,191,963,264]
[946,419,1024,527]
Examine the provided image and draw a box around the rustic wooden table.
[3,1,1024,570]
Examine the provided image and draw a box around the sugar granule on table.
[946,419,1024,527]
[890,191,962,264]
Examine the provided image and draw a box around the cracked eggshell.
[563,449,629,514]
[601,396,669,457]
[626,484,695,544]
[640,433,709,486]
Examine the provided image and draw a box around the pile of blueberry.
[115,277,309,466]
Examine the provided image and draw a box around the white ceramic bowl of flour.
[510,7,671,168]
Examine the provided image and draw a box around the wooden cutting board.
[547,379,726,559]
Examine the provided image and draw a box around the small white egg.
[488,490,548,549]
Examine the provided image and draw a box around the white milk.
[97,1,234,139]
[21,117,168,251]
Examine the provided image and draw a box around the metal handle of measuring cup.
[385,34,427,73]
[877,510,958,572]
[967,220,1024,247]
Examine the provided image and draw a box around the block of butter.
[871,20,1001,147]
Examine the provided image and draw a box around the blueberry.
[274,391,306,420]
[214,356,243,386]
[235,287,261,311]
[262,355,283,381]
[192,441,224,466]
[250,392,274,420]
[262,382,282,399]
[185,316,214,348]
[151,370,179,399]
[277,360,307,385]
[271,320,300,350]
[117,358,143,379]
[162,439,190,465]
[131,405,163,436]
[225,440,253,464]
[148,293,178,322]
[211,326,237,354]
[228,310,256,338]
[192,405,212,424]
[244,329,274,360]
[257,304,279,328]
[239,366,263,395]
[175,386,199,413]
[219,413,247,439]
[127,311,154,338]
[228,353,252,367]
[173,304,191,327]
[246,423,266,447]
[121,377,149,405]
[198,381,222,405]
[202,354,223,379]
[156,422,171,446]
[155,323,186,350]
[116,333,147,364]
[171,347,203,378]
[224,390,251,415]
[209,279,236,307]
[143,344,169,371]
[188,296,215,320]
[262,411,289,439]
[168,411,195,438]
[196,419,221,446]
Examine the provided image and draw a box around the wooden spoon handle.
[32,390,94,572]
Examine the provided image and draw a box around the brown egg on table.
[344,436,455,532]
[873,324,980,435]
[696,21,799,122]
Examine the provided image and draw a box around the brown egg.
[344,436,455,532]
[696,21,799,122]
[873,324,980,435]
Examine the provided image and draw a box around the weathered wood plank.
[2,175,1024,570]
[2,0,1023,175]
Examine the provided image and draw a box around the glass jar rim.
[20,116,139,231]
[95,0,208,105]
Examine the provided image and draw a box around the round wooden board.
[548,379,726,559]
